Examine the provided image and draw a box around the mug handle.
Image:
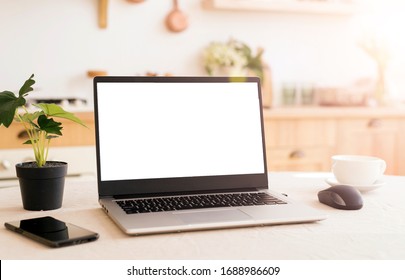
[380,160,387,174]
[331,159,336,172]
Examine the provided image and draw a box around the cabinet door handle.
[368,118,382,128]
[289,150,305,159]
[0,160,11,171]
[17,130,29,139]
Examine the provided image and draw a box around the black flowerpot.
[15,161,68,211]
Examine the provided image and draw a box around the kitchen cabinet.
[264,118,335,172]
[0,112,95,149]
[398,121,405,175]
[335,118,400,175]
[264,107,405,175]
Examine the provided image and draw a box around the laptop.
[93,76,326,235]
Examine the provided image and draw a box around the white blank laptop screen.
[96,82,265,181]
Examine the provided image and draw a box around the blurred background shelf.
[202,0,357,15]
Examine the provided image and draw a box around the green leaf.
[20,111,42,123]
[33,103,86,127]
[19,74,35,97]
[37,115,62,136]
[0,90,26,127]
[0,74,34,127]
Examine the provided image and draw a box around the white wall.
[1,0,403,104]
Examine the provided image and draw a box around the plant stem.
[15,106,48,167]
[16,109,36,163]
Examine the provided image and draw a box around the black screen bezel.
[93,76,268,198]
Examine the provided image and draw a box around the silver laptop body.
[93,76,326,235]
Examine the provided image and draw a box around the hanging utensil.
[98,0,108,29]
[165,0,188,33]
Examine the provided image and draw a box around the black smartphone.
[4,216,99,248]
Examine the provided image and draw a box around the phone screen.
[5,216,99,248]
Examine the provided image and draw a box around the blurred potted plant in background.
[359,33,391,105]
[0,74,85,210]
[203,38,273,107]
[203,38,264,79]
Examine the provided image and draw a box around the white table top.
[1,172,404,260]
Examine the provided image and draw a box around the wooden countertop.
[263,106,405,119]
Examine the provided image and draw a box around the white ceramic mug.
[332,155,386,186]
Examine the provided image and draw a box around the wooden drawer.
[398,121,405,175]
[266,147,331,172]
[336,118,400,175]
[0,112,95,149]
[264,119,335,148]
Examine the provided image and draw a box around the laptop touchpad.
[174,209,252,225]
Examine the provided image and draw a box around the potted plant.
[0,74,85,210]
[203,38,265,79]
[203,38,273,107]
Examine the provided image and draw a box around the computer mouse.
[318,185,363,210]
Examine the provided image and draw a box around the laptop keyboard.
[116,192,287,214]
